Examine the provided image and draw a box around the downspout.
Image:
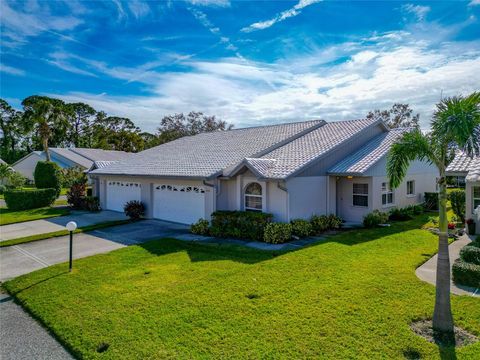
[277,181,289,221]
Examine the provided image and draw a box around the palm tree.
[387,92,480,338]
[21,96,67,161]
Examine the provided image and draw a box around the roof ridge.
[225,119,324,132]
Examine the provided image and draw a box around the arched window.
[244,182,262,212]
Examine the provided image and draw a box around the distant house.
[446,151,480,234]
[89,119,438,224]
[12,148,134,181]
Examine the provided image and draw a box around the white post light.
[66,221,77,272]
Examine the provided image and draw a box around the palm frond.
[387,130,437,188]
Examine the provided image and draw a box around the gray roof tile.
[70,148,133,162]
[90,120,325,178]
[466,157,480,182]
[446,151,475,173]
[328,128,411,175]
[50,148,94,168]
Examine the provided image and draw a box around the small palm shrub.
[290,219,313,238]
[124,200,145,220]
[363,210,389,228]
[264,223,292,244]
[191,219,210,236]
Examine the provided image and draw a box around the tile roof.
[327,128,412,175]
[446,151,475,173]
[245,118,383,179]
[70,148,133,162]
[50,148,93,168]
[90,120,325,178]
[466,157,480,182]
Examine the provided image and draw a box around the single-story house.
[446,151,480,234]
[89,119,438,224]
[12,148,133,181]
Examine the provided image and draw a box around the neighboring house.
[12,148,133,181]
[446,151,480,234]
[89,119,438,224]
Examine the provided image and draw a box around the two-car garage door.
[106,181,142,212]
[153,184,205,224]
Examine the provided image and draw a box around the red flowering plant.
[466,218,475,225]
[447,223,456,230]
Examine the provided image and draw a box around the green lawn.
[0,207,70,225]
[4,216,479,359]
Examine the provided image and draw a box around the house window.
[244,182,263,212]
[381,182,394,206]
[406,180,415,196]
[353,183,368,207]
[474,186,480,212]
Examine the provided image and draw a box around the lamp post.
[66,221,77,272]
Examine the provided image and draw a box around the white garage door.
[106,181,142,212]
[153,184,205,224]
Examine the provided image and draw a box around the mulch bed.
[410,319,478,347]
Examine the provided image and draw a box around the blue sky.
[1,0,479,132]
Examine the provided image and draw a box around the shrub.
[191,219,210,236]
[7,171,26,189]
[264,223,292,244]
[389,206,414,221]
[327,214,343,229]
[124,200,145,220]
[67,182,86,209]
[82,196,100,212]
[0,184,6,194]
[34,161,62,197]
[452,258,480,288]
[424,192,438,210]
[4,188,56,210]
[461,245,480,265]
[310,215,329,234]
[449,189,466,222]
[61,166,87,189]
[363,210,389,228]
[290,219,313,238]
[412,204,424,215]
[210,211,273,241]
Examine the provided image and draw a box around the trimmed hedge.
[191,219,210,236]
[290,219,313,238]
[210,211,273,241]
[4,188,57,210]
[461,244,480,265]
[264,223,292,244]
[34,161,62,197]
[452,258,480,288]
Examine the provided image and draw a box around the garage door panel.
[106,181,142,212]
[153,184,205,224]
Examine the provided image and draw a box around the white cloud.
[0,63,26,76]
[402,4,431,21]
[469,0,480,6]
[241,0,322,32]
[127,0,151,19]
[183,0,230,7]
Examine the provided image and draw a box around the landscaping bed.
[4,215,480,359]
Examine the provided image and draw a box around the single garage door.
[153,183,205,224]
[106,181,142,212]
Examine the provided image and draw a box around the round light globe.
[66,221,77,232]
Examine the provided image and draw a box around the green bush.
[449,189,466,222]
[389,207,414,221]
[7,171,26,189]
[210,211,273,241]
[310,215,329,234]
[290,219,313,238]
[0,184,6,194]
[34,161,62,197]
[424,192,438,210]
[327,214,343,229]
[191,219,210,236]
[461,244,480,265]
[264,223,292,244]
[4,188,57,210]
[124,200,145,220]
[452,258,480,288]
[83,196,100,212]
[61,166,87,189]
[363,210,389,228]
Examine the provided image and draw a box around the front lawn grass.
[0,207,70,225]
[4,215,479,359]
[0,219,132,247]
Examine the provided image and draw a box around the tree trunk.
[432,172,454,337]
[43,137,51,162]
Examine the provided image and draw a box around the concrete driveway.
[0,210,129,241]
[0,219,190,281]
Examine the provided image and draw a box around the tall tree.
[0,99,25,163]
[65,102,96,147]
[21,96,68,161]
[386,92,480,339]
[156,111,233,145]
[92,115,144,152]
[367,103,420,129]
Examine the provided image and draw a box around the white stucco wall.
[12,153,43,181]
[286,176,328,220]
[466,181,480,234]
[336,176,373,223]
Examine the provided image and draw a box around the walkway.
[415,234,479,297]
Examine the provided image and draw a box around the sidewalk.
[415,234,479,297]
